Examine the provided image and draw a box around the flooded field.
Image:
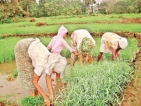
[0,61,49,102]
[0,60,16,75]
[0,59,71,103]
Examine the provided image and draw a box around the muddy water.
[0,71,52,101]
[0,59,71,102]
[0,60,28,101]
[0,60,16,74]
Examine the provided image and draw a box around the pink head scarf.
[57,25,68,38]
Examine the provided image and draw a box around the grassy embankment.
[0,14,141,36]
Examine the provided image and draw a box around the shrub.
[0,18,12,24]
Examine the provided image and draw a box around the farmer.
[47,25,78,84]
[70,29,96,64]
[47,25,78,56]
[15,38,67,106]
[97,32,128,61]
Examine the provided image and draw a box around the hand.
[74,51,78,56]
[50,95,54,105]
[44,98,50,106]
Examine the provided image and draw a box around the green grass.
[11,69,18,78]
[0,37,22,63]
[0,37,138,63]
[56,60,134,106]
[20,96,44,106]
[1,14,141,35]
[1,23,141,35]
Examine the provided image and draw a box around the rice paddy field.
[0,13,141,106]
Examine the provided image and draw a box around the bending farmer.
[97,32,128,61]
[71,29,96,64]
[15,38,67,106]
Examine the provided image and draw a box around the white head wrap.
[119,38,128,49]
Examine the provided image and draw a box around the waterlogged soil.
[0,60,16,75]
[0,59,72,106]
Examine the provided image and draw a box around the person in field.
[15,38,67,106]
[47,25,78,84]
[71,29,96,64]
[97,32,128,61]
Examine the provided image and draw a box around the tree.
[102,0,117,13]
[113,1,127,14]
[0,0,29,19]
[83,0,96,14]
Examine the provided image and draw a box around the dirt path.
[120,37,141,106]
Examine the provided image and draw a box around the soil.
[120,38,141,106]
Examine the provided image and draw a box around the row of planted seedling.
[0,37,138,63]
[56,61,134,106]
[53,38,138,106]
[21,38,139,106]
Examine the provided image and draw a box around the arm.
[97,52,103,62]
[47,38,54,50]
[62,39,78,56]
[112,47,120,60]
[112,48,117,60]
[78,54,83,65]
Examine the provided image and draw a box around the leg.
[56,73,62,87]
[78,54,83,64]
[51,73,56,85]
[116,52,120,58]
[97,52,103,62]
[85,54,93,64]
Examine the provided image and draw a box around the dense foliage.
[57,61,134,106]
[0,0,141,21]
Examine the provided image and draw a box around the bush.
[0,18,12,24]
[99,8,107,14]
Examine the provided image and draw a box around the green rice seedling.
[1,14,141,35]
[0,94,18,105]
[0,37,138,63]
[39,36,52,46]
[0,36,138,64]
[120,38,138,62]
[55,60,134,106]
[12,69,18,78]
[20,96,44,106]
[0,37,22,63]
